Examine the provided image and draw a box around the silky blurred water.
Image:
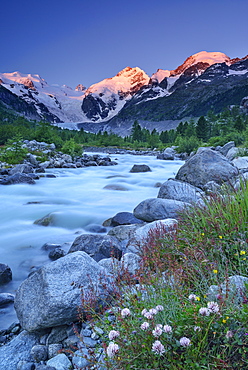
[0,153,183,329]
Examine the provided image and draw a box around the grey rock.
[0,263,12,285]
[42,243,62,251]
[17,362,35,370]
[103,184,128,191]
[232,156,248,170]
[48,344,63,359]
[47,326,68,344]
[126,219,178,254]
[0,292,15,306]
[30,344,48,362]
[34,213,54,226]
[84,224,107,233]
[98,258,121,276]
[9,164,34,175]
[69,234,122,261]
[110,211,143,226]
[226,146,239,161]
[0,331,39,370]
[48,248,65,260]
[46,353,71,370]
[157,147,176,160]
[203,181,221,193]
[175,148,239,189]
[14,252,113,331]
[218,141,235,156]
[133,198,190,222]
[130,164,151,172]
[157,178,204,204]
[1,173,36,185]
[108,224,142,242]
[35,366,56,370]
[72,349,90,369]
[207,275,248,302]
[121,253,141,275]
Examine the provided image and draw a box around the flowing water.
[0,153,183,329]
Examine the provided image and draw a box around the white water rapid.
[0,153,183,329]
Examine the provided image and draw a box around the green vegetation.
[0,103,248,162]
[80,181,248,369]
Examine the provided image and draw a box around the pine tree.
[196,116,209,141]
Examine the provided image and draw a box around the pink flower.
[140,322,150,330]
[149,308,158,315]
[152,325,163,338]
[163,324,172,334]
[226,330,233,339]
[151,340,165,355]
[199,307,210,316]
[179,337,191,347]
[144,312,153,320]
[141,308,148,316]
[207,301,219,313]
[106,342,119,358]
[188,294,198,301]
[121,308,131,318]
[108,330,120,340]
[156,305,164,312]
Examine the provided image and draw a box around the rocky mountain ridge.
[0,51,248,134]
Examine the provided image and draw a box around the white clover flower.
[163,324,172,334]
[151,340,165,355]
[141,308,148,316]
[149,308,158,315]
[207,301,219,313]
[106,342,119,358]
[121,308,131,318]
[156,305,164,312]
[152,326,163,338]
[140,321,150,330]
[188,294,198,301]
[144,312,153,320]
[179,337,191,347]
[226,330,233,339]
[194,326,202,332]
[108,330,120,340]
[199,307,211,316]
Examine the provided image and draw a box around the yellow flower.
[240,250,246,255]
[203,294,207,298]
[201,233,205,236]
[226,316,229,320]
[218,235,223,239]
[243,258,246,261]
[222,319,227,323]
[213,269,218,274]
[196,296,200,301]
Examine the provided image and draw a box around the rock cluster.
[1,140,248,368]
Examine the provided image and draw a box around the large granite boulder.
[1,173,36,185]
[14,252,113,332]
[133,198,190,222]
[157,178,204,204]
[8,164,34,175]
[175,148,239,188]
[68,234,123,261]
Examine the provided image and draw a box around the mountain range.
[0,51,248,135]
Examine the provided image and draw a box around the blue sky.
[1,0,248,88]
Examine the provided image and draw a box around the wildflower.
[188,294,198,302]
[219,235,223,239]
[106,342,119,358]
[149,308,158,315]
[213,269,218,274]
[207,301,219,313]
[222,319,227,323]
[144,312,153,320]
[141,308,148,316]
[108,330,120,340]
[201,232,205,236]
[151,340,165,355]
[179,337,191,347]
[240,250,246,255]
[156,305,164,312]
[163,324,172,334]
[152,325,163,338]
[140,322,150,330]
[226,330,233,339]
[199,307,211,316]
[121,308,131,318]
[194,326,201,332]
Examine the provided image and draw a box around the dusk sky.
[1,0,248,89]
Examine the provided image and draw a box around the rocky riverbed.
[0,140,248,369]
